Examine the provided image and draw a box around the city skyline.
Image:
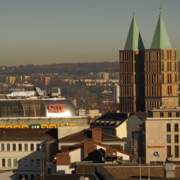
[0,0,179,66]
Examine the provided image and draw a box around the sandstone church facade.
[119,11,178,113]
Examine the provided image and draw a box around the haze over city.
[0,0,179,66]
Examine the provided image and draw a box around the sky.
[0,0,179,66]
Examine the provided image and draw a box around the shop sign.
[147,146,164,148]
[48,104,65,113]
[154,151,160,157]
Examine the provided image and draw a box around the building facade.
[113,83,120,104]
[119,12,178,113]
[142,108,180,164]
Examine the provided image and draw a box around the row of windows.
[167,146,179,158]
[167,123,179,132]
[1,158,46,168]
[162,74,178,84]
[167,135,179,143]
[0,143,46,152]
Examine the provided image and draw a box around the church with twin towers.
[119,9,178,113]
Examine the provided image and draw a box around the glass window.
[168,112,172,117]
[13,159,17,167]
[7,158,11,167]
[167,135,171,143]
[7,144,10,151]
[160,112,164,117]
[31,175,34,180]
[42,144,46,151]
[175,124,179,132]
[176,112,179,117]
[43,159,46,168]
[36,144,41,151]
[18,159,22,168]
[24,144,28,151]
[31,159,34,168]
[24,159,28,168]
[1,144,4,151]
[2,158,5,167]
[18,144,22,151]
[25,175,28,180]
[167,124,171,132]
[175,135,179,143]
[37,159,40,168]
[30,144,34,151]
[13,144,16,151]
[167,146,171,157]
[19,175,22,180]
[175,146,179,158]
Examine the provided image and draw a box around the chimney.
[56,153,70,166]
[92,128,102,141]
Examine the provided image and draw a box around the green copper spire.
[151,11,172,49]
[124,14,145,51]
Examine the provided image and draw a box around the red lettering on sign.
[48,104,65,113]
[147,146,165,148]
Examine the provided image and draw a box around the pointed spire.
[124,14,145,51]
[151,8,172,49]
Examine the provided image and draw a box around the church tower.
[119,15,145,112]
[144,10,178,112]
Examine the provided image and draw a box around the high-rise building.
[113,83,120,103]
[119,10,178,113]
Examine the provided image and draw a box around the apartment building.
[0,129,58,180]
[142,108,180,164]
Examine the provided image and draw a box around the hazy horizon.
[0,0,179,66]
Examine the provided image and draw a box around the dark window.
[168,112,172,117]
[31,175,34,180]
[19,175,22,180]
[167,124,171,132]
[18,144,22,151]
[175,124,179,132]
[25,175,28,180]
[160,112,164,117]
[30,144,34,151]
[167,135,171,143]
[13,144,16,151]
[31,159,34,168]
[175,135,179,143]
[7,144,10,151]
[2,158,5,167]
[1,144,4,151]
[36,144,41,151]
[167,146,171,157]
[175,146,179,158]
[176,112,179,117]
[37,159,40,168]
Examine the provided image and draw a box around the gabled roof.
[124,14,145,51]
[59,129,123,142]
[0,128,57,140]
[151,12,172,49]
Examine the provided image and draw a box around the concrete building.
[0,128,58,180]
[119,11,178,113]
[5,76,16,84]
[142,108,180,164]
[113,83,120,103]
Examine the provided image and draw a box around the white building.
[113,83,120,103]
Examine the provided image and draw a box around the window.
[13,144,16,151]
[1,144,4,151]
[31,159,35,168]
[31,175,34,180]
[175,124,179,132]
[25,175,28,180]
[175,135,179,143]
[24,144,28,151]
[24,159,28,168]
[7,144,10,151]
[37,159,40,168]
[30,144,34,151]
[167,146,171,157]
[160,112,164,117]
[176,112,179,117]
[18,159,22,168]
[175,146,179,158]
[2,158,5,167]
[18,144,22,151]
[19,175,22,180]
[36,144,41,151]
[13,159,17,167]
[7,158,11,167]
[167,135,171,143]
[168,113,172,117]
[167,124,171,132]
[42,144,46,151]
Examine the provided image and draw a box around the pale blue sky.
[0,0,179,65]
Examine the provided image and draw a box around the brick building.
[119,11,178,113]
